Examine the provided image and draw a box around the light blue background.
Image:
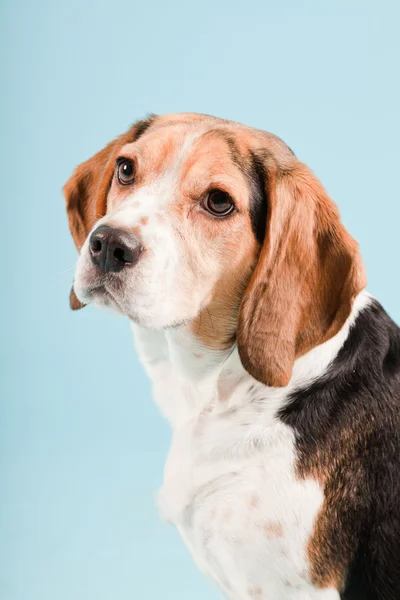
[1,1,399,599]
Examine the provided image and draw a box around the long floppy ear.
[238,160,366,387]
[63,115,157,309]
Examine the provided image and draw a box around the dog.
[64,113,400,599]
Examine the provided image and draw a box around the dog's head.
[64,113,366,387]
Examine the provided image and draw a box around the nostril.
[90,238,102,253]
[113,247,126,262]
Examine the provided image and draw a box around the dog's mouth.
[78,279,195,329]
[78,274,129,314]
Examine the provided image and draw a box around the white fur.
[131,291,372,599]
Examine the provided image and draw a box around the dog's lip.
[77,282,111,306]
[82,281,132,317]
[81,284,106,299]
[82,271,122,298]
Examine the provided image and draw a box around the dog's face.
[73,116,271,331]
[64,113,366,386]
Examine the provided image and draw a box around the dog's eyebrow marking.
[200,128,246,173]
[130,113,158,140]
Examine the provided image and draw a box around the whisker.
[56,266,75,278]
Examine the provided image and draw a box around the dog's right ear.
[63,115,157,310]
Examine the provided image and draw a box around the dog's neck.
[131,290,371,429]
[131,322,237,426]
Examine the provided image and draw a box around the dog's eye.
[203,190,235,217]
[116,158,135,185]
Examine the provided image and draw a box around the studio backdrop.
[1,1,399,599]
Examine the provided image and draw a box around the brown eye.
[203,190,235,217]
[116,158,135,185]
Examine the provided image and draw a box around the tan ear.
[238,161,366,387]
[63,115,157,309]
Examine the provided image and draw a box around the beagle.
[64,113,400,600]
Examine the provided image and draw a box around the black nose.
[89,225,142,273]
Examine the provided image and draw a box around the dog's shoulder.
[280,298,400,599]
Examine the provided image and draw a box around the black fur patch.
[201,129,245,172]
[279,300,400,599]
[248,151,268,244]
[132,113,158,140]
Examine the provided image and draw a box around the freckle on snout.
[248,586,262,597]
[263,521,284,538]
[249,494,260,508]
[140,216,148,225]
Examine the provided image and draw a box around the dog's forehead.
[120,120,251,180]
[132,113,295,172]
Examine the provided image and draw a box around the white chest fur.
[160,415,330,599]
[130,296,370,600]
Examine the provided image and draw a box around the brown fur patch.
[190,250,257,350]
[69,287,85,310]
[300,429,365,590]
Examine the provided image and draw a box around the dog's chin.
[75,282,195,330]
[74,283,124,315]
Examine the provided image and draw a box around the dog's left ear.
[237,160,366,387]
[63,115,157,310]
